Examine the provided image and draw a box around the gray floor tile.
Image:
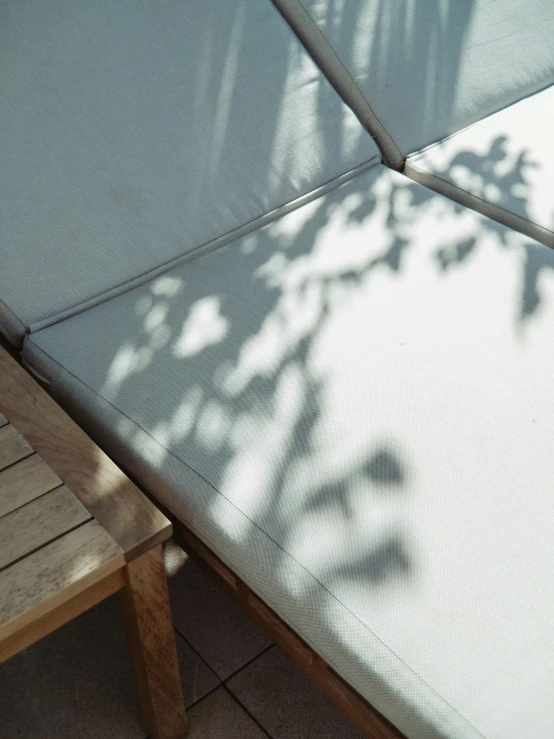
[227,647,365,739]
[0,595,146,739]
[176,631,220,708]
[185,687,268,739]
[164,541,271,679]
[0,537,370,739]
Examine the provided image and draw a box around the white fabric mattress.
[24,165,554,739]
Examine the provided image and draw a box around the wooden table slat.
[0,569,125,664]
[0,485,92,571]
[0,454,63,519]
[0,350,171,559]
[0,520,124,640]
[0,425,33,472]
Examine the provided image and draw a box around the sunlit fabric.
[274,0,554,165]
[405,84,554,248]
[25,165,554,739]
[0,0,378,343]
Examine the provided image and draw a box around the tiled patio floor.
[0,540,365,739]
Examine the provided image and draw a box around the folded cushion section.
[24,165,554,739]
[0,301,26,348]
[273,0,554,165]
[0,0,379,344]
[405,85,554,249]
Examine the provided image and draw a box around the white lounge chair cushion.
[24,165,554,739]
[405,85,554,248]
[0,0,379,343]
[273,0,554,165]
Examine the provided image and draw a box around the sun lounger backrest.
[274,0,554,166]
[0,0,379,344]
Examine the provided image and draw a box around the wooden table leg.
[119,545,187,739]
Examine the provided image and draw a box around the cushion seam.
[409,81,554,162]
[0,298,27,347]
[27,157,380,336]
[406,161,554,238]
[288,0,403,166]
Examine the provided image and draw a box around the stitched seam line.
[27,157,380,335]
[410,80,554,161]
[291,0,402,165]
[407,161,554,237]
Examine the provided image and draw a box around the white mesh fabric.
[0,0,379,342]
[274,0,554,163]
[26,166,554,739]
[406,85,554,248]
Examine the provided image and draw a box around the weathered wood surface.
[0,424,33,472]
[0,348,187,736]
[0,485,91,571]
[120,545,187,739]
[0,348,171,559]
[0,519,125,644]
[0,568,125,663]
[0,453,62,518]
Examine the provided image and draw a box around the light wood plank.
[0,567,125,663]
[0,485,91,571]
[0,520,124,643]
[0,425,33,472]
[120,546,187,739]
[0,349,171,559]
[0,454,62,519]
[0,412,7,428]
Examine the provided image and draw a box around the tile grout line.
[170,624,223,710]
[186,680,222,711]
[171,618,276,729]
[172,622,223,686]
[171,620,274,686]
[223,642,275,683]
[221,684,274,739]
[167,552,275,732]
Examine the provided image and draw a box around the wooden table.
[0,347,187,739]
